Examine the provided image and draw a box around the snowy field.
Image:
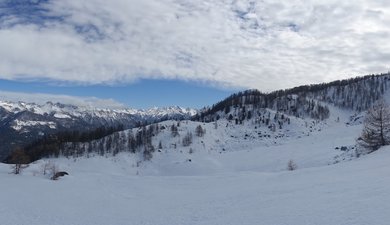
[1,108,389,225]
[1,148,390,225]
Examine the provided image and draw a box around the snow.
[0,100,196,118]
[11,119,57,131]
[1,145,390,225]
[0,100,197,129]
[135,105,361,174]
[1,104,389,225]
[53,113,71,119]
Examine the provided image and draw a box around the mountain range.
[0,100,196,160]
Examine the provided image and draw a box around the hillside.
[39,100,359,172]
[194,73,390,122]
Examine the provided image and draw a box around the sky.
[0,0,389,109]
[0,78,236,109]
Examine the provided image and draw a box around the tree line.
[4,125,125,164]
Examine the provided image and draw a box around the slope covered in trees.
[193,73,390,122]
[3,125,125,163]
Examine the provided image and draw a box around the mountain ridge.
[194,73,390,122]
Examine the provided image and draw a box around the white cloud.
[0,90,126,109]
[0,0,389,91]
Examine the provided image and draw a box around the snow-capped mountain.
[0,101,197,121]
[0,100,197,160]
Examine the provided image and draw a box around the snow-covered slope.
[1,127,389,225]
[54,103,360,171]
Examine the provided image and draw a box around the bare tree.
[9,148,30,174]
[287,160,297,171]
[195,125,205,137]
[171,124,179,137]
[358,100,390,153]
[143,145,154,161]
[182,132,193,147]
[41,161,58,177]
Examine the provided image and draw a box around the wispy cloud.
[0,0,389,91]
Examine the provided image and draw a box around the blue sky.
[0,79,237,109]
[0,0,389,109]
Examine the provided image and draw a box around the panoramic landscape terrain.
[1,0,390,225]
[2,74,390,225]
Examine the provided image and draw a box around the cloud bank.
[0,0,389,91]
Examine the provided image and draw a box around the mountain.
[0,100,197,160]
